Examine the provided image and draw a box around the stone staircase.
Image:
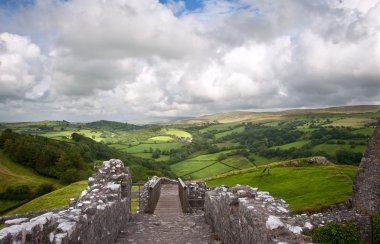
[115,183,219,244]
[154,184,182,216]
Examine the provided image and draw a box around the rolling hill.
[206,159,357,213]
[169,105,380,124]
[0,150,63,214]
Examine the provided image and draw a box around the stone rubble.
[0,159,131,244]
[187,181,207,210]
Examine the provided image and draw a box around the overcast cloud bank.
[0,0,380,121]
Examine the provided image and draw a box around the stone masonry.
[352,120,380,214]
[204,185,310,244]
[204,184,374,243]
[0,159,131,244]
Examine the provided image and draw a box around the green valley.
[1,105,379,214]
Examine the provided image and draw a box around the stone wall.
[139,176,161,213]
[204,185,374,243]
[0,159,131,244]
[204,185,310,244]
[353,120,380,214]
[187,181,207,210]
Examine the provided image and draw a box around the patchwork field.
[171,152,256,180]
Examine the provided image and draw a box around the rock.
[4,218,29,226]
[307,156,330,165]
[266,215,284,230]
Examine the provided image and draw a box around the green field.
[164,128,192,138]
[171,152,255,179]
[273,140,311,150]
[324,118,375,128]
[199,123,239,133]
[215,126,244,138]
[312,143,366,155]
[207,163,357,213]
[147,136,174,143]
[5,181,88,215]
[133,153,170,161]
[352,127,375,136]
[123,143,183,153]
[42,129,104,142]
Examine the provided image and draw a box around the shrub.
[0,185,33,200]
[373,213,380,244]
[59,168,80,184]
[35,183,56,197]
[310,221,361,244]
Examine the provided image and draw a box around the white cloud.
[0,0,380,121]
[0,32,45,100]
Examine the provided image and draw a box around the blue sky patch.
[159,0,203,11]
[0,0,35,9]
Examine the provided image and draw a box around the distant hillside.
[85,120,139,130]
[169,105,380,124]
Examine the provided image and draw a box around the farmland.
[207,160,357,213]
[1,105,379,214]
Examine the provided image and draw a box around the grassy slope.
[147,136,174,143]
[123,143,183,153]
[173,105,380,124]
[164,128,192,138]
[0,150,62,192]
[215,126,244,138]
[312,143,366,154]
[207,163,357,213]
[5,181,87,215]
[272,140,311,150]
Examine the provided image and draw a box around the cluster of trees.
[0,129,174,184]
[0,129,89,183]
[85,120,139,131]
[0,183,55,201]
[311,127,368,142]
[196,122,366,165]
[240,123,304,150]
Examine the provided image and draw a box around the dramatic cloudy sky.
[0,0,380,122]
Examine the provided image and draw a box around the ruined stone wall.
[353,120,380,214]
[0,159,131,244]
[205,185,374,243]
[204,185,310,244]
[139,176,161,213]
[187,181,207,210]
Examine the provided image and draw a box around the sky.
[0,0,380,122]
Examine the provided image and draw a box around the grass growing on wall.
[373,213,380,244]
[308,222,361,244]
